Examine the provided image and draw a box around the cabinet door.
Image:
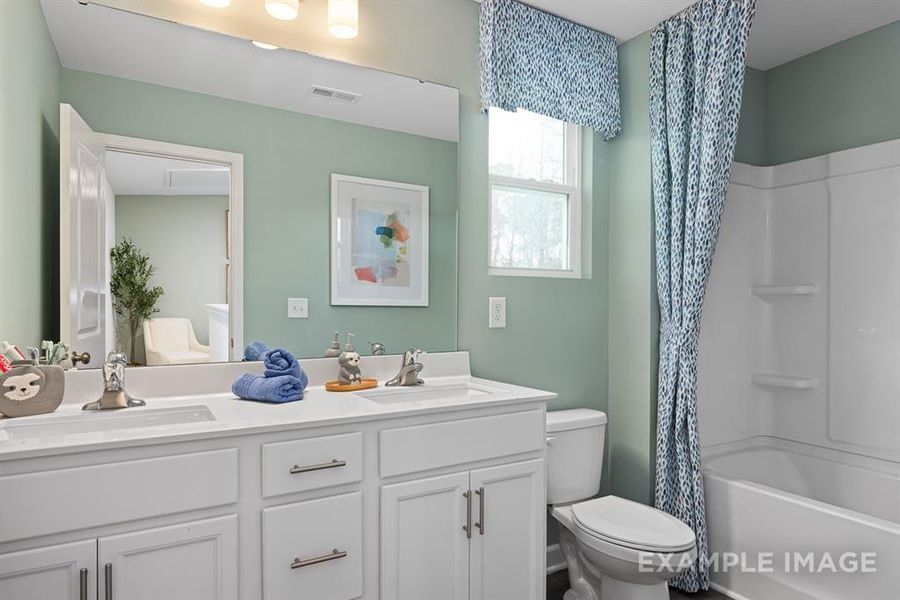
[263,492,362,600]
[0,539,95,600]
[470,459,545,600]
[99,515,237,600]
[381,471,470,600]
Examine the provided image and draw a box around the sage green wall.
[733,67,766,165]
[61,70,458,358]
[115,195,229,361]
[606,32,657,505]
[735,21,900,166]
[0,0,60,346]
[765,20,900,165]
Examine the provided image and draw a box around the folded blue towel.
[231,373,304,403]
[244,340,270,362]
[264,349,308,388]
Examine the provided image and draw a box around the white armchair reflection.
[143,318,210,366]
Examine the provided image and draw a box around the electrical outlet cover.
[489,297,507,328]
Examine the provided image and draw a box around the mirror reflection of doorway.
[106,151,230,366]
[60,104,243,366]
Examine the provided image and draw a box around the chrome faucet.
[385,348,424,387]
[369,341,386,356]
[82,352,146,410]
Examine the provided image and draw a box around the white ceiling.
[41,1,459,142]
[521,0,696,41]
[747,0,900,70]
[521,0,900,70]
[106,151,230,196]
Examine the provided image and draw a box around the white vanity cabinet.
[381,459,545,600]
[0,516,237,600]
[0,376,551,600]
[0,539,95,600]
[98,515,238,600]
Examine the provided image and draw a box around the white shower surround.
[697,139,900,599]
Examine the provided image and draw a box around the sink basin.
[357,383,505,404]
[0,406,215,443]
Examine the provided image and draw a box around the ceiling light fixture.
[328,0,358,39]
[199,0,231,7]
[265,0,299,21]
[252,41,279,50]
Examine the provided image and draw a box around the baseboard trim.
[710,582,751,600]
[546,543,566,575]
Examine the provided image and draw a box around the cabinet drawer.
[0,449,237,543]
[379,409,545,477]
[262,492,362,600]
[262,432,362,498]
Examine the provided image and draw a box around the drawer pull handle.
[475,487,485,535]
[463,490,472,539]
[79,568,88,600]
[290,548,347,569]
[289,459,347,474]
[104,563,113,600]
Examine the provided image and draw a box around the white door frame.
[97,133,245,361]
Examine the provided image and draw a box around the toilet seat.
[571,496,696,553]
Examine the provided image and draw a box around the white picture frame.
[330,174,429,306]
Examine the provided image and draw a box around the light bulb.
[265,0,299,21]
[200,0,231,7]
[328,0,358,39]
[252,41,279,50]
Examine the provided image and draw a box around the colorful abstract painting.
[351,203,412,288]
[331,175,429,306]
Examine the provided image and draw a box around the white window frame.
[488,117,583,279]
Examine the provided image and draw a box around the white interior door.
[98,515,238,600]
[0,539,96,600]
[60,103,110,368]
[470,459,545,600]
[381,471,471,600]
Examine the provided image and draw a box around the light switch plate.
[489,297,507,328]
[288,297,308,319]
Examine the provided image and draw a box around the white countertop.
[0,363,554,461]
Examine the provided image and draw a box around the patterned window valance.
[479,0,622,140]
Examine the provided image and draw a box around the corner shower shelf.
[751,284,820,302]
[751,373,820,391]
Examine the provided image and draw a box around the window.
[488,108,582,278]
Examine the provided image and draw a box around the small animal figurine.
[336,333,363,385]
[338,351,362,385]
[0,365,65,418]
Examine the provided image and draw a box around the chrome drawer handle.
[475,487,485,535]
[289,459,347,474]
[290,548,347,569]
[79,568,88,600]
[104,563,112,600]
[463,490,472,539]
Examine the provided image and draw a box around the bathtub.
[701,436,900,600]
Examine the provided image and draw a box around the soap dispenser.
[337,333,362,385]
[324,331,342,358]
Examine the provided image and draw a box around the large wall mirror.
[44,1,459,368]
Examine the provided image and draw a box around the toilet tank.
[546,409,607,504]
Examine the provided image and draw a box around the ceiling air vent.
[309,85,361,104]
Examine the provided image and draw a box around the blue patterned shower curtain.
[651,0,756,592]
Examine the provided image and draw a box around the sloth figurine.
[337,351,363,385]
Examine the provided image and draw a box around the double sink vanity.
[0,352,554,600]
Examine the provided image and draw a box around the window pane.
[490,185,569,270]
[489,108,567,184]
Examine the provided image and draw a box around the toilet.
[547,409,697,600]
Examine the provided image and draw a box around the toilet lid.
[571,496,696,552]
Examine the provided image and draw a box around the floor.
[547,570,729,600]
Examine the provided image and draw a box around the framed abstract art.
[330,174,429,306]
